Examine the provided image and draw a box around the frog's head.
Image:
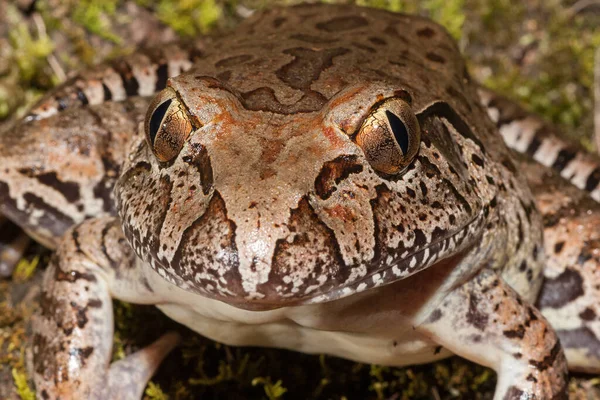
[115,6,502,309]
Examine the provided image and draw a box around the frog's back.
[203,5,486,123]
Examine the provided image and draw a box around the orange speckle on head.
[324,204,357,223]
[323,126,344,148]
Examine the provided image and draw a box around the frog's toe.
[0,217,30,278]
[107,331,181,399]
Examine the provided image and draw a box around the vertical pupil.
[149,99,172,145]
[385,110,409,154]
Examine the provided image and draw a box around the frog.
[1,4,599,399]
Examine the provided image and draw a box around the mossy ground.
[0,0,599,399]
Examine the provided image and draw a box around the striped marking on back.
[24,44,200,122]
[479,89,600,202]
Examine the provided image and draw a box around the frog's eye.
[355,97,420,175]
[145,88,194,162]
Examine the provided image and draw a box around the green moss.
[187,345,254,386]
[11,256,40,283]
[422,0,465,39]
[71,0,123,44]
[251,377,288,400]
[153,0,223,36]
[12,368,35,400]
[0,84,17,120]
[145,381,169,400]
[8,23,55,83]
[1,2,56,118]
[472,1,599,144]
[355,0,405,13]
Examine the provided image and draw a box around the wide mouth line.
[227,207,486,311]
[301,208,485,304]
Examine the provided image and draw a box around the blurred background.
[0,1,599,399]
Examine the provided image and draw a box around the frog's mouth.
[226,208,487,311]
[317,210,487,302]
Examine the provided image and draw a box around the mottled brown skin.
[2,4,600,399]
[481,91,600,373]
[0,98,149,248]
[516,152,600,373]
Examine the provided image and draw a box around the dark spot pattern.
[425,52,445,64]
[553,241,565,254]
[416,27,435,38]
[30,172,81,203]
[168,192,244,298]
[558,327,600,358]
[102,83,112,101]
[241,87,328,114]
[113,61,140,96]
[579,308,596,321]
[528,341,561,371]
[155,63,169,92]
[314,155,364,200]
[537,268,584,309]
[276,47,349,91]
[183,143,214,195]
[585,167,600,192]
[316,16,368,32]
[503,325,526,339]
[427,308,442,323]
[259,198,347,300]
[21,192,76,236]
[215,55,253,68]
[290,33,338,44]
[471,154,484,167]
[503,387,525,400]
[76,89,89,106]
[551,148,577,171]
[525,134,542,156]
[417,101,486,154]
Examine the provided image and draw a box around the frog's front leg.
[416,268,568,400]
[32,217,179,400]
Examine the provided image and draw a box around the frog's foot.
[416,268,568,400]
[0,216,30,278]
[32,217,177,400]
